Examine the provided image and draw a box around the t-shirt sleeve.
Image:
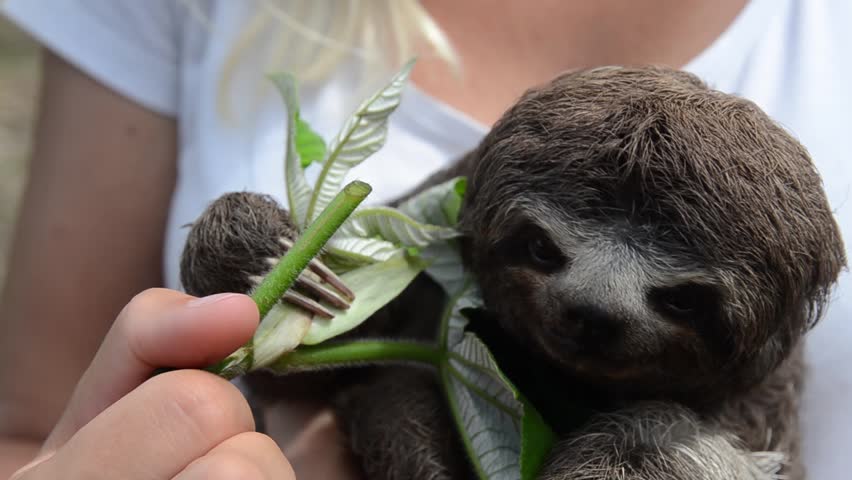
[2,0,181,116]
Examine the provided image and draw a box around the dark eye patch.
[648,282,734,356]
[494,221,567,273]
[649,283,721,323]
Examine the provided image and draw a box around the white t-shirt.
[4,0,852,477]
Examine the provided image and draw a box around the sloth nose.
[560,303,622,349]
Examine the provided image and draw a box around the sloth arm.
[712,345,805,480]
[333,372,788,480]
[334,367,472,480]
[538,349,804,480]
[536,402,777,480]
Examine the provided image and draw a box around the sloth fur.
[180,66,846,480]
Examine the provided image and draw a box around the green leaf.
[398,177,467,227]
[305,59,416,225]
[424,241,468,313]
[269,73,312,228]
[295,116,326,168]
[251,303,312,368]
[381,177,468,294]
[301,253,427,345]
[439,283,556,480]
[322,181,464,271]
[445,177,467,226]
[520,396,558,480]
[339,206,460,248]
[325,236,401,264]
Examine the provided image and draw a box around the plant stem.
[270,340,444,372]
[252,180,372,318]
[209,181,371,378]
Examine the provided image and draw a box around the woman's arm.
[0,50,177,474]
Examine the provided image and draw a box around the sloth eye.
[526,233,565,271]
[493,221,567,272]
[650,283,720,321]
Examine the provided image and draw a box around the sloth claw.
[295,273,351,310]
[307,257,356,301]
[248,238,355,317]
[281,291,335,319]
[277,237,356,301]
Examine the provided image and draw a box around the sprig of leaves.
[305,59,416,226]
[210,62,555,479]
[209,181,371,378]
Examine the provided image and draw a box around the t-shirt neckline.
[398,0,776,140]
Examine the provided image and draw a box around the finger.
[174,432,295,480]
[28,370,255,479]
[46,288,259,450]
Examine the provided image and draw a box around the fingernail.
[187,292,241,307]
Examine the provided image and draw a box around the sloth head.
[459,67,846,403]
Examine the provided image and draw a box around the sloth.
[180,66,846,480]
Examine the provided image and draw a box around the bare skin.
[0,51,176,476]
[414,0,748,125]
[11,288,295,479]
[1,1,748,477]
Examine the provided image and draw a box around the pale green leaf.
[394,177,468,295]
[445,334,524,480]
[339,206,460,248]
[295,116,326,168]
[398,177,467,227]
[305,60,416,224]
[325,236,402,263]
[252,303,312,368]
[302,254,427,344]
[440,283,555,480]
[421,241,467,297]
[269,73,312,228]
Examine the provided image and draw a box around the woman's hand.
[10,288,295,479]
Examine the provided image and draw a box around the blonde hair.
[183,0,459,119]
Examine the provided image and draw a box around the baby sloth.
[181,67,845,480]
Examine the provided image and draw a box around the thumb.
[43,288,259,451]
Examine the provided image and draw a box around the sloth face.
[474,206,735,401]
[459,67,845,402]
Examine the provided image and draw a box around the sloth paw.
[180,191,354,317]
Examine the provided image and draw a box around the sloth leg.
[334,367,472,480]
[537,402,783,480]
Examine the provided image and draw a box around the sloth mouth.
[568,356,655,382]
[470,305,662,391]
[533,330,659,383]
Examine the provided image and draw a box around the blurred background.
[0,17,39,289]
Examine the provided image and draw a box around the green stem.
[252,180,372,318]
[209,181,371,379]
[270,340,444,372]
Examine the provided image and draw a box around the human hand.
[10,288,295,479]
